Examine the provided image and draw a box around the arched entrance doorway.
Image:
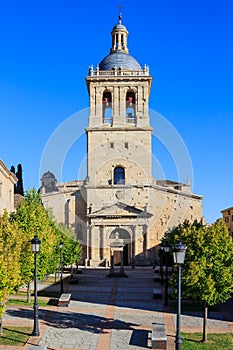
[109,228,131,266]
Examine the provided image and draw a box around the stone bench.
[151,323,167,349]
[153,288,162,299]
[58,293,71,307]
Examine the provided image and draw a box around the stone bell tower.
[86,15,153,186]
[84,15,154,267]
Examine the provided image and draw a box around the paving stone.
[3,267,232,350]
[39,328,100,349]
[114,311,164,327]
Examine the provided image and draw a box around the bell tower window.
[126,91,136,124]
[121,34,124,50]
[103,91,112,124]
[114,167,125,185]
[116,33,119,48]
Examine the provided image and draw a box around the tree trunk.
[202,304,208,342]
[0,317,3,336]
[27,282,31,303]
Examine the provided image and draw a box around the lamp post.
[164,242,170,307]
[31,235,41,336]
[59,241,64,295]
[159,243,164,285]
[173,241,187,350]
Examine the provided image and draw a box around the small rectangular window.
[125,142,128,149]
[110,142,114,148]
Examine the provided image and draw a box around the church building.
[40,15,203,267]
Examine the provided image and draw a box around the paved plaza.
[2,267,233,350]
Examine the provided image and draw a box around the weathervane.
[117,1,123,23]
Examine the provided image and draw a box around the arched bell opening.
[102,91,112,124]
[126,91,136,124]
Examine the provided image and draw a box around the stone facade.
[221,207,233,238]
[40,16,203,266]
[0,160,18,214]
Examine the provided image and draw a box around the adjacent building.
[221,207,233,238]
[40,15,203,266]
[0,159,18,214]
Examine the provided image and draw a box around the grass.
[0,326,31,346]
[7,297,49,306]
[182,333,233,349]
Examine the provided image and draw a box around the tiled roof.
[14,194,24,208]
[99,51,141,71]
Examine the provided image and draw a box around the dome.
[112,23,127,31]
[99,51,141,71]
[41,171,56,179]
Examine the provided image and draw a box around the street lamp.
[163,242,170,307]
[159,243,164,285]
[31,235,41,336]
[59,241,64,295]
[173,241,187,350]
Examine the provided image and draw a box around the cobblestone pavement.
[2,267,233,350]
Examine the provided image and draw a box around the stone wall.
[0,160,17,214]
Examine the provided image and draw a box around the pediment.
[88,202,152,218]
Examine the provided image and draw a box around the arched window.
[114,167,125,185]
[103,91,112,124]
[126,91,136,124]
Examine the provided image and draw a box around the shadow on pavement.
[6,308,139,334]
[130,329,148,347]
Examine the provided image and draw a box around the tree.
[0,211,22,334]
[11,189,58,301]
[164,219,233,342]
[15,164,24,196]
[55,224,82,269]
[10,166,17,193]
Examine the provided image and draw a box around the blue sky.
[0,0,233,223]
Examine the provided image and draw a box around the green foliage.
[15,163,24,196]
[7,297,48,307]
[0,326,31,346]
[165,219,233,307]
[181,333,233,349]
[11,189,59,283]
[55,224,82,267]
[0,211,22,318]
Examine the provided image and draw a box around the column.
[95,87,103,126]
[119,86,126,123]
[85,224,91,267]
[100,226,103,260]
[113,86,119,124]
[143,224,148,258]
[131,226,135,269]
[92,226,101,261]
